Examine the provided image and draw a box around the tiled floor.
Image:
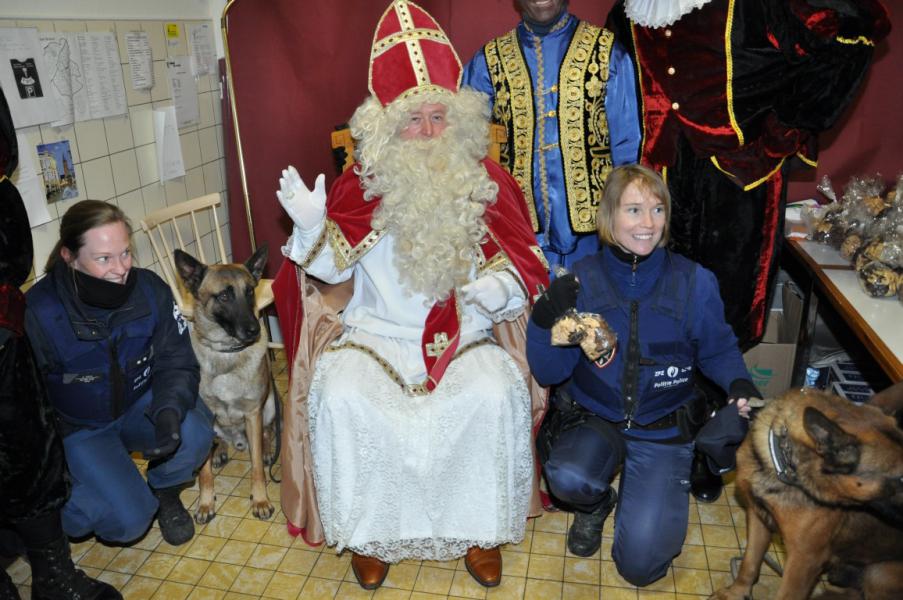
[5,355,796,599]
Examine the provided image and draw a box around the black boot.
[690,452,723,503]
[0,568,20,600]
[151,486,194,546]
[567,488,617,557]
[17,512,121,600]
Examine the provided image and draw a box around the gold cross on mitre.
[425,332,451,357]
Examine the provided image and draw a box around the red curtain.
[222,0,901,274]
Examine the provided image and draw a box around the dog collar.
[768,426,798,485]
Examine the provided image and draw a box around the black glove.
[143,408,182,459]
[531,274,580,329]
[728,379,763,403]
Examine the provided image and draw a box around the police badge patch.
[173,302,188,334]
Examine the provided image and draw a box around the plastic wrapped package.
[550,309,618,363]
[857,260,902,298]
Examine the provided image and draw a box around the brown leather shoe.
[351,552,389,590]
[464,546,502,587]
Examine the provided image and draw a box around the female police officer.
[25,200,213,547]
[526,165,757,586]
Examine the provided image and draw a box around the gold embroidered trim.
[630,23,649,163]
[836,35,874,46]
[299,225,329,271]
[325,219,384,271]
[709,155,785,192]
[725,0,744,146]
[796,151,817,168]
[530,244,550,271]
[484,30,538,231]
[561,22,614,233]
[371,29,450,58]
[325,337,496,396]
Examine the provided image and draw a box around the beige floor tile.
[297,576,341,599]
[499,551,529,579]
[372,587,412,599]
[259,523,296,548]
[697,504,734,527]
[533,511,568,534]
[168,556,211,585]
[136,551,181,580]
[214,540,257,566]
[563,557,600,585]
[121,575,162,599]
[527,554,564,581]
[531,532,566,556]
[106,547,151,575]
[699,525,739,550]
[485,575,525,599]
[217,496,251,519]
[448,570,487,598]
[524,578,562,599]
[276,549,320,576]
[334,580,377,599]
[218,460,251,478]
[383,562,420,590]
[197,562,242,590]
[673,567,713,596]
[78,543,122,570]
[562,581,598,599]
[413,565,454,595]
[230,519,271,544]
[200,516,242,539]
[184,536,227,562]
[150,580,194,599]
[600,587,638,599]
[671,546,707,571]
[309,551,350,580]
[246,544,288,570]
[704,547,738,573]
[261,572,306,600]
[186,587,227,600]
[97,569,131,590]
[228,566,273,595]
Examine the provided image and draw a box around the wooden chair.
[138,193,279,348]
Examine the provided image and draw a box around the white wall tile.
[142,21,166,59]
[197,91,214,129]
[110,149,141,195]
[15,20,54,32]
[53,20,86,32]
[135,143,159,186]
[30,220,59,280]
[184,166,205,199]
[163,178,188,205]
[74,119,108,161]
[198,126,218,164]
[129,104,155,146]
[142,182,167,214]
[203,159,223,194]
[81,156,116,200]
[212,90,222,125]
[104,114,134,154]
[85,20,114,34]
[179,130,201,170]
[115,188,145,224]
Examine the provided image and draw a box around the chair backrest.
[139,192,228,317]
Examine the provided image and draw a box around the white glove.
[276,166,326,231]
[461,272,514,315]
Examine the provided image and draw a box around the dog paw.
[251,497,275,520]
[263,451,277,467]
[211,450,230,469]
[194,503,217,524]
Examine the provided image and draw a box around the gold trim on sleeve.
[325,219,384,272]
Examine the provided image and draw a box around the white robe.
[284,223,534,562]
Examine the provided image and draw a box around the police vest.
[570,251,697,425]
[27,276,157,426]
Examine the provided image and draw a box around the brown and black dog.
[711,384,903,600]
[174,245,277,523]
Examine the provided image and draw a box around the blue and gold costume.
[464,11,641,268]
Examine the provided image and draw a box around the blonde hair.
[596,164,670,247]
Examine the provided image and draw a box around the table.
[783,239,903,383]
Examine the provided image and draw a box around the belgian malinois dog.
[174,245,277,522]
[711,385,903,600]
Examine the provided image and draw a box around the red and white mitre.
[368,0,462,106]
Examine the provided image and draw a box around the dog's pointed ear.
[244,244,268,284]
[870,381,903,428]
[173,249,207,298]
[803,406,860,474]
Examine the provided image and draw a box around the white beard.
[624,0,713,28]
[366,135,496,302]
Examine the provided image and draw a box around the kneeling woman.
[526,165,757,586]
[25,201,214,546]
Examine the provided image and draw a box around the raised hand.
[276,166,327,231]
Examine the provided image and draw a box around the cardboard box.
[743,283,804,398]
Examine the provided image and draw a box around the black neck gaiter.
[71,268,137,309]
